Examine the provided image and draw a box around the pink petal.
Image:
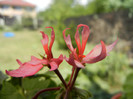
[46,27,55,52]
[83,39,117,62]
[16,59,23,66]
[106,39,118,54]
[46,27,55,58]
[40,31,49,57]
[27,56,48,65]
[83,44,103,61]
[64,54,76,68]
[83,41,107,63]
[63,28,74,52]
[6,63,43,77]
[81,24,90,54]
[51,54,63,65]
[65,54,84,68]
[74,60,85,68]
[49,54,64,71]
[49,61,58,71]
[75,24,90,55]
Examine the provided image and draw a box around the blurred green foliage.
[22,17,34,29]
[12,22,23,31]
[39,0,133,23]
[122,72,133,99]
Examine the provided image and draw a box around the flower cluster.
[6,24,117,99]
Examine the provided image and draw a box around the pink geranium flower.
[63,24,117,68]
[6,27,63,78]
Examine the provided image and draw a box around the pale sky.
[25,0,53,11]
[25,0,89,12]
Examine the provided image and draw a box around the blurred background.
[0,0,133,99]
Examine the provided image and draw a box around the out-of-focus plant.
[91,0,133,16]
[123,0,133,17]
[0,26,4,31]
[22,17,34,29]
[12,21,23,31]
[122,72,133,99]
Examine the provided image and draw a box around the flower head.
[6,27,63,78]
[63,24,117,68]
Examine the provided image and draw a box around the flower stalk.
[64,68,81,99]
[32,87,61,99]
[68,67,75,86]
[54,69,67,89]
[69,68,80,90]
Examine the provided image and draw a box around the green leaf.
[71,87,92,99]
[93,75,110,90]
[123,72,133,99]
[0,71,8,84]
[0,82,25,99]
[55,87,92,99]
[22,77,50,99]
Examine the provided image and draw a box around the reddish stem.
[54,69,67,89]
[32,87,61,99]
[64,68,81,99]
[64,89,69,99]
[68,67,75,86]
[48,66,67,89]
[69,68,80,90]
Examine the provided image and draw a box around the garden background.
[0,0,133,99]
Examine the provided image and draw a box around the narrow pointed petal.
[63,28,74,52]
[16,59,23,66]
[6,63,43,77]
[81,24,90,54]
[83,41,106,63]
[49,61,58,71]
[46,27,55,58]
[106,39,118,54]
[75,25,82,54]
[27,56,48,65]
[40,31,49,56]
